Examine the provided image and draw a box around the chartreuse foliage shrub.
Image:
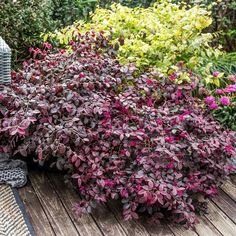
[45,1,221,73]
[1,32,235,227]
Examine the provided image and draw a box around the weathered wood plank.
[230,175,236,185]
[107,200,176,236]
[48,172,103,236]
[212,189,236,224]
[18,181,55,236]
[47,172,126,236]
[205,201,236,236]
[91,203,128,236]
[195,217,222,236]
[221,180,236,202]
[23,171,236,236]
[167,225,198,236]
[140,220,174,236]
[106,201,151,236]
[29,171,79,236]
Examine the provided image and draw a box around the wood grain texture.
[18,181,55,236]
[107,201,150,236]
[167,225,198,236]
[107,201,176,236]
[141,221,174,236]
[194,216,222,236]
[212,189,236,224]
[205,201,236,236]
[221,180,236,202]
[48,172,103,236]
[29,171,79,236]
[19,171,236,236]
[230,175,236,185]
[91,202,127,236]
[48,172,126,236]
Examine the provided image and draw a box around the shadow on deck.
[18,171,236,236]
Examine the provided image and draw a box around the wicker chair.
[0,36,11,84]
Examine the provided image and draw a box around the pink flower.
[59,49,66,54]
[180,131,188,139]
[28,47,34,53]
[204,96,215,105]
[156,118,163,125]
[216,89,224,95]
[225,145,234,153]
[227,165,235,173]
[147,97,153,107]
[212,71,220,77]
[220,96,231,106]
[169,73,177,81]
[146,79,153,86]
[129,141,137,147]
[165,136,175,143]
[104,179,115,188]
[224,84,236,93]
[120,150,126,156]
[166,162,174,169]
[176,89,182,98]
[43,42,52,50]
[79,72,86,78]
[121,189,128,198]
[227,75,236,82]
[177,190,184,197]
[210,103,219,110]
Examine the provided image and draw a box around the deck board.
[194,216,222,236]
[29,171,79,236]
[220,180,236,202]
[205,201,236,236]
[18,181,55,236]
[48,172,103,236]
[212,189,236,224]
[20,171,236,236]
[106,201,151,236]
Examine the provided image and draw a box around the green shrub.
[203,0,236,51]
[0,0,55,66]
[0,0,102,66]
[45,1,220,73]
[51,0,98,26]
[48,0,158,28]
[98,0,156,8]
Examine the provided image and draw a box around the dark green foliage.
[0,0,99,67]
[210,0,236,51]
[98,0,156,8]
[0,0,55,66]
[51,0,98,26]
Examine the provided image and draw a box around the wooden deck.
[18,170,236,236]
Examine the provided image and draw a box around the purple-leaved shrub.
[0,32,235,227]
